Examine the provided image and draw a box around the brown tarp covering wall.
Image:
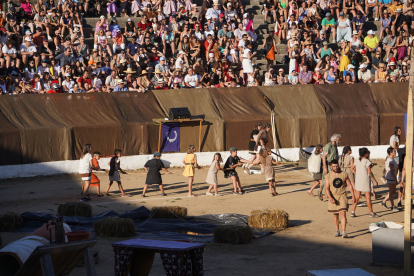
[107,91,164,155]
[0,95,72,163]
[314,84,379,146]
[210,87,272,150]
[153,89,224,152]
[259,86,327,148]
[50,93,122,159]
[369,82,408,145]
[0,111,23,165]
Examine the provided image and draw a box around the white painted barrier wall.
[0,145,394,180]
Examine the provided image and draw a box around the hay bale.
[150,206,187,219]
[58,202,92,217]
[93,217,136,237]
[0,212,23,231]
[248,209,289,230]
[214,226,253,244]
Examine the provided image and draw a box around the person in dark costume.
[141,151,172,197]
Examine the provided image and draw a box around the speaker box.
[168,107,191,120]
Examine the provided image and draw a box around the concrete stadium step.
[83,16,142,28]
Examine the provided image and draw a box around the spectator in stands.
[364,30,381,54]
[321,13,336,43]
[298,64,313,84]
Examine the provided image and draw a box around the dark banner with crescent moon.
[161,122,180,152]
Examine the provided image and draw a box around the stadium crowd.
[0,0,412,94]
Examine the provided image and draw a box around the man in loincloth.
[320,133,341,200]
[325,159,355,238]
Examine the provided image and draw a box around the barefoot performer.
[307,144,323,198]
[261,147,283,196]
[142,151,172,197]
[325,159,355,238]
[223,147,251,195]
[104,149,130,197]
[79,143,93,201]
[90,151,106,197]
[183,144,201,197]
[206,153,223,196]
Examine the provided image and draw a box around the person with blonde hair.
[183,144,201,197]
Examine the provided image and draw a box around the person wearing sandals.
[183,144,201,197]
[205,153,223,196]
[142,151,172,197]
[325,159,355,238]
[351,147,379,218]
[261,147,283,196]
[79,143,93,202]
[104,149,130,197]
[307,144,324,198]
[379,147,399,211]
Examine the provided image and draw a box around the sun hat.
[155,68,162,73]
[140,70,148,76]
[124,67,136,74]
[117,79,124,84]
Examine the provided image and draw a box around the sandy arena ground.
[0,161,409,275]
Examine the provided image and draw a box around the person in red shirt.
[77,71,92,89]
[137,15,151,31]
[47,83,61,93]
[312,68,322,84]
[204,34,216,57]
[215,78,227,88]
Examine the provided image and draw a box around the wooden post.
[199,120,202,153]
[404,51,414,275]
[158,123,162,152]
[39,253,55,276]
[83,247,97,276]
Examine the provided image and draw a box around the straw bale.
[0,212,23,231]
[150,206,187,219]
[58,202,92,217]
[248,209,289,230]
[214,226,253,244]
[93,217,136,237]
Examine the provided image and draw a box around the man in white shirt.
[206,1,222,20]
[234,23,247,42]
[20,37,39,67]
[357,64,372,83]
[203,23,215,38]
[62,73,75,92]
[184,68,199,88]
[105,70,119,89]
